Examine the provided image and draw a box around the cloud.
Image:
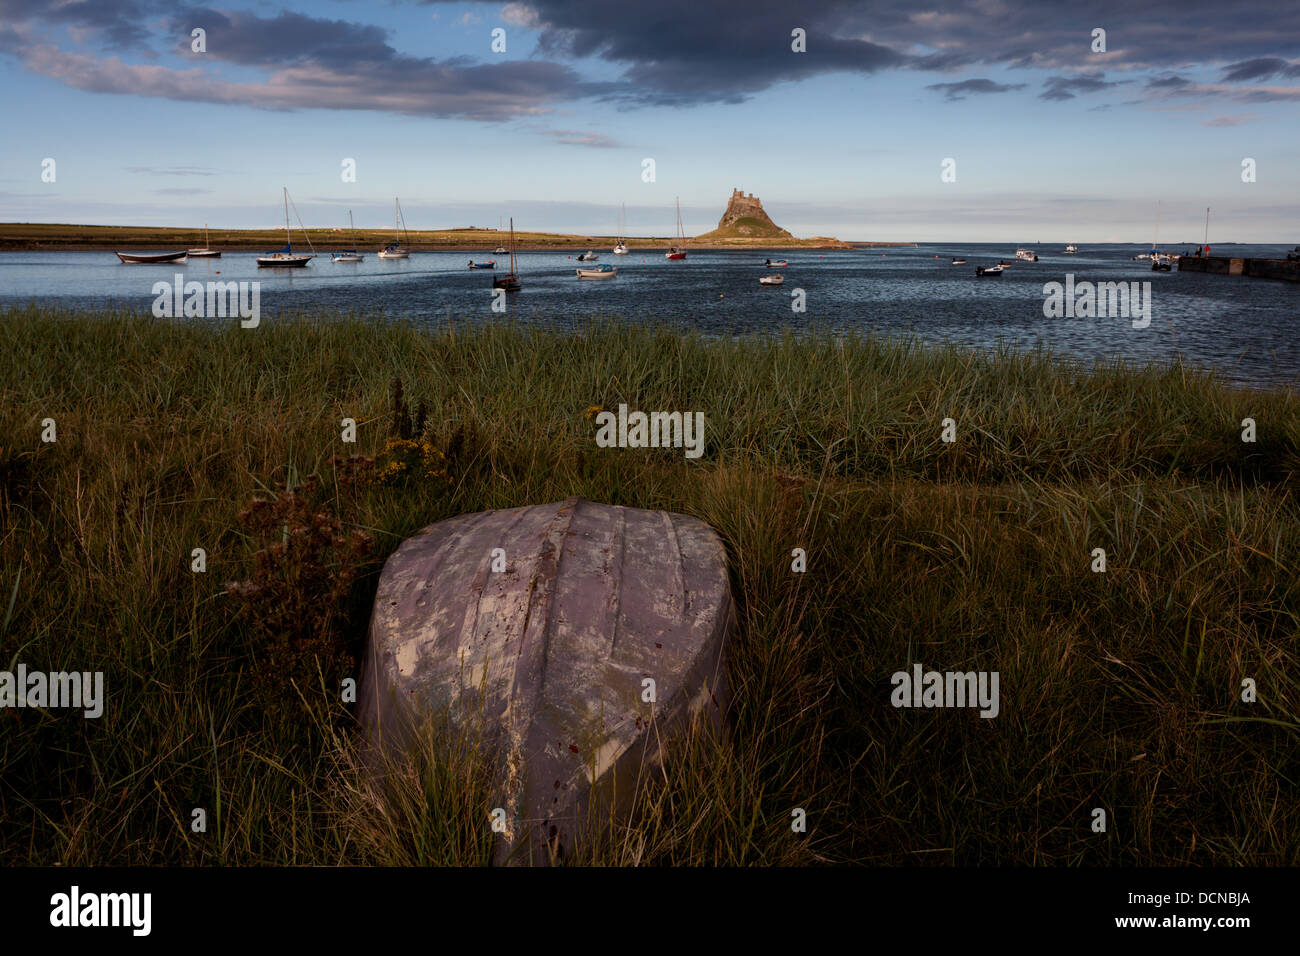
[501,3,542,29]
[1220,57,1300,82]
[1202,113,1259,126]
[125,165,218,176]
[926,78,1026,100]
[1039,72,1124,101]
[543,128,619,147]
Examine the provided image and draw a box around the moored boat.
[493,217,522,291]
[377,198,411,258]
[951,257,967,265]
[576,264,617,279]
[613,204,629,254]
[116,250,187,264]
[1015,247,1038,262]
[494,246,507,255]
[187,223,220,258]
[665,197,688,259]
[976,264,1004,276]
[764,258,787,268]
[332,210,365,262]
[257,187,315,267]
[758,274,784,285]
[469,260,495,269]
[1063,244,1078,254]
[577,250,599,261]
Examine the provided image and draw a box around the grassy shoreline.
[1,306,1297,865]
[0,222,880,251]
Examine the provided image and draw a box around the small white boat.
[665,197,687,258]
[1063,244,1078,254]
[976,264,1004,276]
[577,250,599,261]
[332,211,365,262]
[494,246,507,255]
[614,205,629,254]
[187,223,220,258]
[1015,247,1038,262]
[758,274,784,285]
[378,198,411,258]
[576,264,617,279]
[764,258,787,268]
[951,257,967,265]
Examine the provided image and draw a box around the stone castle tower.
[708,188,792,238]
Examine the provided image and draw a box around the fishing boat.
[759,274,784,285]
[115,250,187,264]
[1148,201,1171,271]
[377,198,410,258]
[187,223,220,258]
[576,264,617,279]
[951,257,967,265]
[665,197,687,259]
[577,250,599,262]
[614,204,629,254]
[1063,244,1078,254]
[764,258,788,268]
[493,217,521,292]
[1015,247,1038,262]
[468,260,495,269]
[976,264,1004,276]
[332,210,365,262]
[256,188,314,267]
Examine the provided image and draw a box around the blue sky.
[2,0,1298,241]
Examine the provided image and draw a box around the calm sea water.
[2,243,1296,389]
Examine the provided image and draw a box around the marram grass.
[0,306,1296,865]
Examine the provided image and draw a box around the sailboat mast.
[283,187,290,241]
[510,217,516,274]
[1153,200,1160,251]
[1204,207,1210,246]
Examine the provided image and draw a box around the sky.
[1,0,1298,241]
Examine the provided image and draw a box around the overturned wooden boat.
[758,273,784,285]
[358,497,733,865]
[115,250,187,264]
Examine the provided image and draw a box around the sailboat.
[665,197,687,259]
[1150,201,1172,271]
[332,210,365,262]
[378,198,410,259]
[493,217,521,292]
[187,223,220,258]
[256,188,314,267]
[613,204,629,255]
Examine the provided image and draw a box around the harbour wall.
[1177,256,1299,282]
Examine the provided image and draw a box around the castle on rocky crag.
[699,188,793,239]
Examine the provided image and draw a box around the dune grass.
[1,304,1297,865]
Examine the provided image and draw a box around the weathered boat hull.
[358,497,733,865]
[115,251,187,264]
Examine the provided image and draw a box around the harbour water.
[2,243,1296,390]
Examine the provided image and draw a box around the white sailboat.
[332,210,365,262]
[378,198,410,258]
[613,204,629,254]
[187,223,220,258]
[256,188,314,267]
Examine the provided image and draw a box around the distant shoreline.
[0,222,907,252]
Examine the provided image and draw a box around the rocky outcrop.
[697,189,793,240]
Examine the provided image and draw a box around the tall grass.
[1,305,1296,865]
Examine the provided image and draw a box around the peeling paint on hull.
[357,497,733,865]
